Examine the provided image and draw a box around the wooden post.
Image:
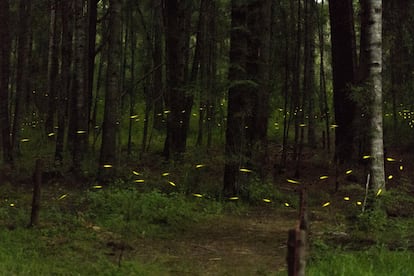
[287,187,308,276]
[29,159,43,227]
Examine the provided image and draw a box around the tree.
[99,0,122,179]
[12,0,32,160]
[163,0,193,160]
[55,0,74,165]
[362,0,385,193]
[328,0,357,164]
[71,0,89,172]
[0,0,12,164]
[223,0,272,197]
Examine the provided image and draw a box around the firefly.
[58,194,68,200]
[319,176,329,180]
[376,189,382,196]
[263,198,271,203]
[193,193,203,198]
[322,202,330,207]
[287,179,300,184]
[239,168,253,173]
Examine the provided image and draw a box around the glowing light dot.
[229,197,239,200]
[322,202,330,207]
[21,138,30,142]
[346,170,353,175]
[400,165,404,171]
[76,130,86,134]
[386,157,396,162]
[193,193,203,198]
[130,115,139,119]
[103,164,113,168]
[58,194,68,200]
[263,198,271,203]
[169,181,176,187]
[362,155,371,159]
[132,171,140,175]
[287,179,300,184]
[356,201,362,206]
[284,202,290,207]
[195,164,205,168]
[344,197,350,201]
[162,172,170,176]
[48,132,55,137]
[134,180,145,183]
[9,203,15,207]
[239,168,253,173]
[376,189,382,196]
[319,176,329,180]
[93,185,103,189]
[388,175,393,180]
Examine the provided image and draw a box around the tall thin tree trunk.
[99,0,122,179]
[72,0,89,172]
[0,0,12,164]
[12,0,32,160]
[364,0,385,193]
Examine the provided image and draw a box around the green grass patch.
[307,247,414,276]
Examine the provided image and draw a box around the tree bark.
[99,0,122,179]
[71,0,89,172]
[0,0,12,164]
[163,0,192,160]
[363,0,385,193]
[328,0,357,164]
[12,0,32,160]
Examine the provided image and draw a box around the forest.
[1,0,414,274]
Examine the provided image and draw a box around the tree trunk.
[55,0,73,165]
[363,0,385,193]
[99,0,122,179]
[163,0,192,160]
[45,0,59,136]
[71,0,89,172]
[0,0,12,164]
[328,0,357,164]
[12,0,32,160]
[223,0,248,197]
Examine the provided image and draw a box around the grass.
[307,247,414,276]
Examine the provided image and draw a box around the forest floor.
[2,145,414,274]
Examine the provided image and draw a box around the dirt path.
[130,208,297,275]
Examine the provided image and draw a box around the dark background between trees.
[0,0,412,198]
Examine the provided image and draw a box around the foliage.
[84,188,223,237]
